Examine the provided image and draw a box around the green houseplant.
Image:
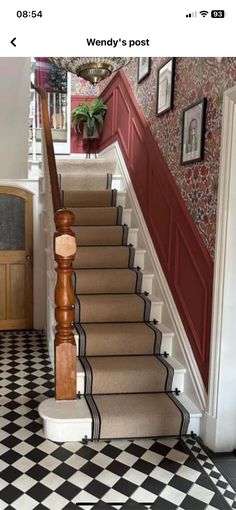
[71,98,107,139]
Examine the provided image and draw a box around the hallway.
[0,331,235,509]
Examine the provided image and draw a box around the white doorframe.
[202,86,236,452]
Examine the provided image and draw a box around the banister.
[31,82,61,212]
[32,82,77,400]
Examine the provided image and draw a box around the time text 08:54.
[16,11,43,18]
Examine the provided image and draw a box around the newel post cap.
[54,209,75,230]
[54,209,76,258]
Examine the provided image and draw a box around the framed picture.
[156,58,175,116]
[181,98,207,165]
[137,57,151,83]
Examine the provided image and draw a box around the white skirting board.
[99,142,206,414]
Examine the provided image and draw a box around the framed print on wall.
[137,57,151,83]
[181,98,207,165]
[156,58,175,116]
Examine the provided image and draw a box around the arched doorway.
[0,187,33,329]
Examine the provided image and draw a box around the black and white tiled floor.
[0,330,236,510]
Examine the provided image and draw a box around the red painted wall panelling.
[99,91,115,150]
[99,70,213,389]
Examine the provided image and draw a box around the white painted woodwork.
[202,86,236,451]
[99,143,205,415]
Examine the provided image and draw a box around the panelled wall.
[99,70,213,389]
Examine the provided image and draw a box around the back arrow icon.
[11,38,16,47]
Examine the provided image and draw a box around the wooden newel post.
[54,209,77,400]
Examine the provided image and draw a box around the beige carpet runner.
[61,172,189,440]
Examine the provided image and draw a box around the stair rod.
[32,83,77,400]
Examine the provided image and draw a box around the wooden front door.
[0,187,33,330]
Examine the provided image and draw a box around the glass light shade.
[50,57,131,84]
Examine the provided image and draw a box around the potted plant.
[71,98,107,139]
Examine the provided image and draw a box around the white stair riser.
[134,250,146,268]
[141,273,154,294]
[116,192,126,208]
[187,416,201,436]
[42,416,92,442]
[77,372,85,395]
[159,333,174,355]
[38,398,92,442]
[122,209,132,226]
[172,370,185,393]
[150,300,163,322]
[112,175,125,191]
[127,228,138,247]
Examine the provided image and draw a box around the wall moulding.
[99,70,213,389]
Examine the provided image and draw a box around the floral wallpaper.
[71,74,99,95]
[100,57,236,259]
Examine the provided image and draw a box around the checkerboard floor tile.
[0,330,235,510]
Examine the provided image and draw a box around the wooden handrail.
[31,83,61,212]
[32,83,77,401]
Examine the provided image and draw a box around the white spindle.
[53,93,56,128]
[37,93,40,128]
[32,90,37,162]
[59,94,62,129]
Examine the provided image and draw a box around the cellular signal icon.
[186,11,197,17]
[200,10,209,17]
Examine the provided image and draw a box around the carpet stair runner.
[61,172,190,440]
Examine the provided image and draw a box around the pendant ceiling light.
[49,57,131,85]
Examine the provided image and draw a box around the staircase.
[39,157,204,442]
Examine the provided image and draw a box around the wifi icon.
[200,10,209,17]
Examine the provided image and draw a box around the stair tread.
[73,246,134,269]
[63,189,116,208]
[56,157,116,172]
[71,206,121,226]
[79,356,169,394]
[75,293,151,323]
[74,245,131,251]
[90,393,187,439]
[76,293,162,302]
[76,293,152,300]
[59,172,111,190]
[75,322,161,356]
[74,268,138,273]
[77,355,185,373]
[74,268,140,294]
[73,225,126,246]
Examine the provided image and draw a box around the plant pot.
[82,124,100,140]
